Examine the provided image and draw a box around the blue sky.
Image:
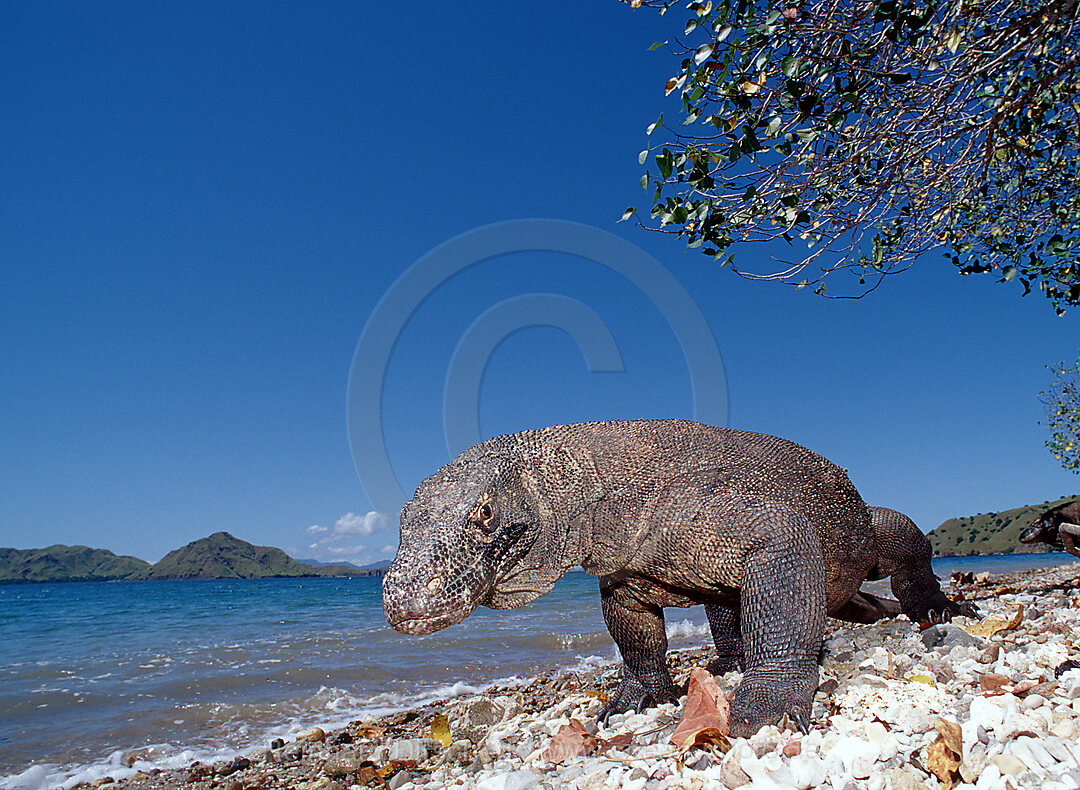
[1,2,1076,565]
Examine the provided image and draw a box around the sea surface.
[1,552,1075,790]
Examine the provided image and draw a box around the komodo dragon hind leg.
[597,579,679,723]
[730,503,825,738]
[704,604,744,673]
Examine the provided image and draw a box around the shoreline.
[20,563,1077,790]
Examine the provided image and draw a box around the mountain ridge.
[928,494,1078,556]
[1,532,384,584]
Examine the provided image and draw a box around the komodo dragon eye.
[473,502,495,528]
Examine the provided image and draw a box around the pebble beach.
[57,564,1080,790]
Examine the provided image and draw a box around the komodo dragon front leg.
[704,590,900,673]
[598,580,680,718]
[600,498,827,736]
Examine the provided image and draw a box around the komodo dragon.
[1019,500,1080,558]
[383,419,972,736]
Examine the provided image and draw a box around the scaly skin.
[381,420,966,736]
[703,505,977,679]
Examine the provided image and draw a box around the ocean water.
[1,552,1075,790]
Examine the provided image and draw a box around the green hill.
[928,494,1079,556]
[0,545,150,583]
[129,531,375,580]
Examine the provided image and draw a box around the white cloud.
[333,511,387,536]
[295,511,392,564]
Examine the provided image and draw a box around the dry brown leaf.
[677,727,730,755]
[542,719,599,764]
[670,667,731,754]
[926,734,961,789]
[426,713,452,748]
[966,605,1024,638]
[584,689,609,703]
[596,732,634,754]
[934,718,963,756]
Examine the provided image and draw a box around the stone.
[789,753,827,790]
[298,728,326,743]
[387,772,413,790]
[389,739,431,763]
[992,754,1028,777]
[501,769,540,790]
[322,750,367,776]
[270,738,285,750]
[452,697,520,745]
[921,624,984,650]
[978,644,1001,665]
[884,767,924,790]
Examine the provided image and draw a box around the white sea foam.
[0,673,549,790]
[665,618,710,639]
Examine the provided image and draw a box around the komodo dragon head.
[1019,500,1080,551]
[383,442,577,635]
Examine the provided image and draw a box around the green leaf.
[657,148,674,179]
[648,41,665,51]
[646,114,663,135]
[694,43,715,64]
[638,149,649,165]
[1002,265,1018,281]
[619,207,637,222]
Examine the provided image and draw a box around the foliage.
[1040,347,1080,471]
[620,0,1080,312]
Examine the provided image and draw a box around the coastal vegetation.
[620,0,1080,312]
[0,532,382,584]
[1041,347,1080,471]
[0,545,149,584]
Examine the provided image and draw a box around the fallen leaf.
[909,674,936,685]
[597,732,634,754]
[926,734,961,789]
[584,689,610,703]
[542,719,599,764]
[935,718,963,755]
[427,714,452,748]
[353,764,382,787]
[966,605,1023,638]
[676,727,730,754]
[670,667,731,754]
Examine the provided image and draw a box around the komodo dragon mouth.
[387,610,468,636]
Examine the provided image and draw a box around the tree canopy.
[1041,348,1079,472]
[621,0,1080,313]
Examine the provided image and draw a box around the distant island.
[0,532,388,584]
[4,494,1076,583]
[927,494,1078,557]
